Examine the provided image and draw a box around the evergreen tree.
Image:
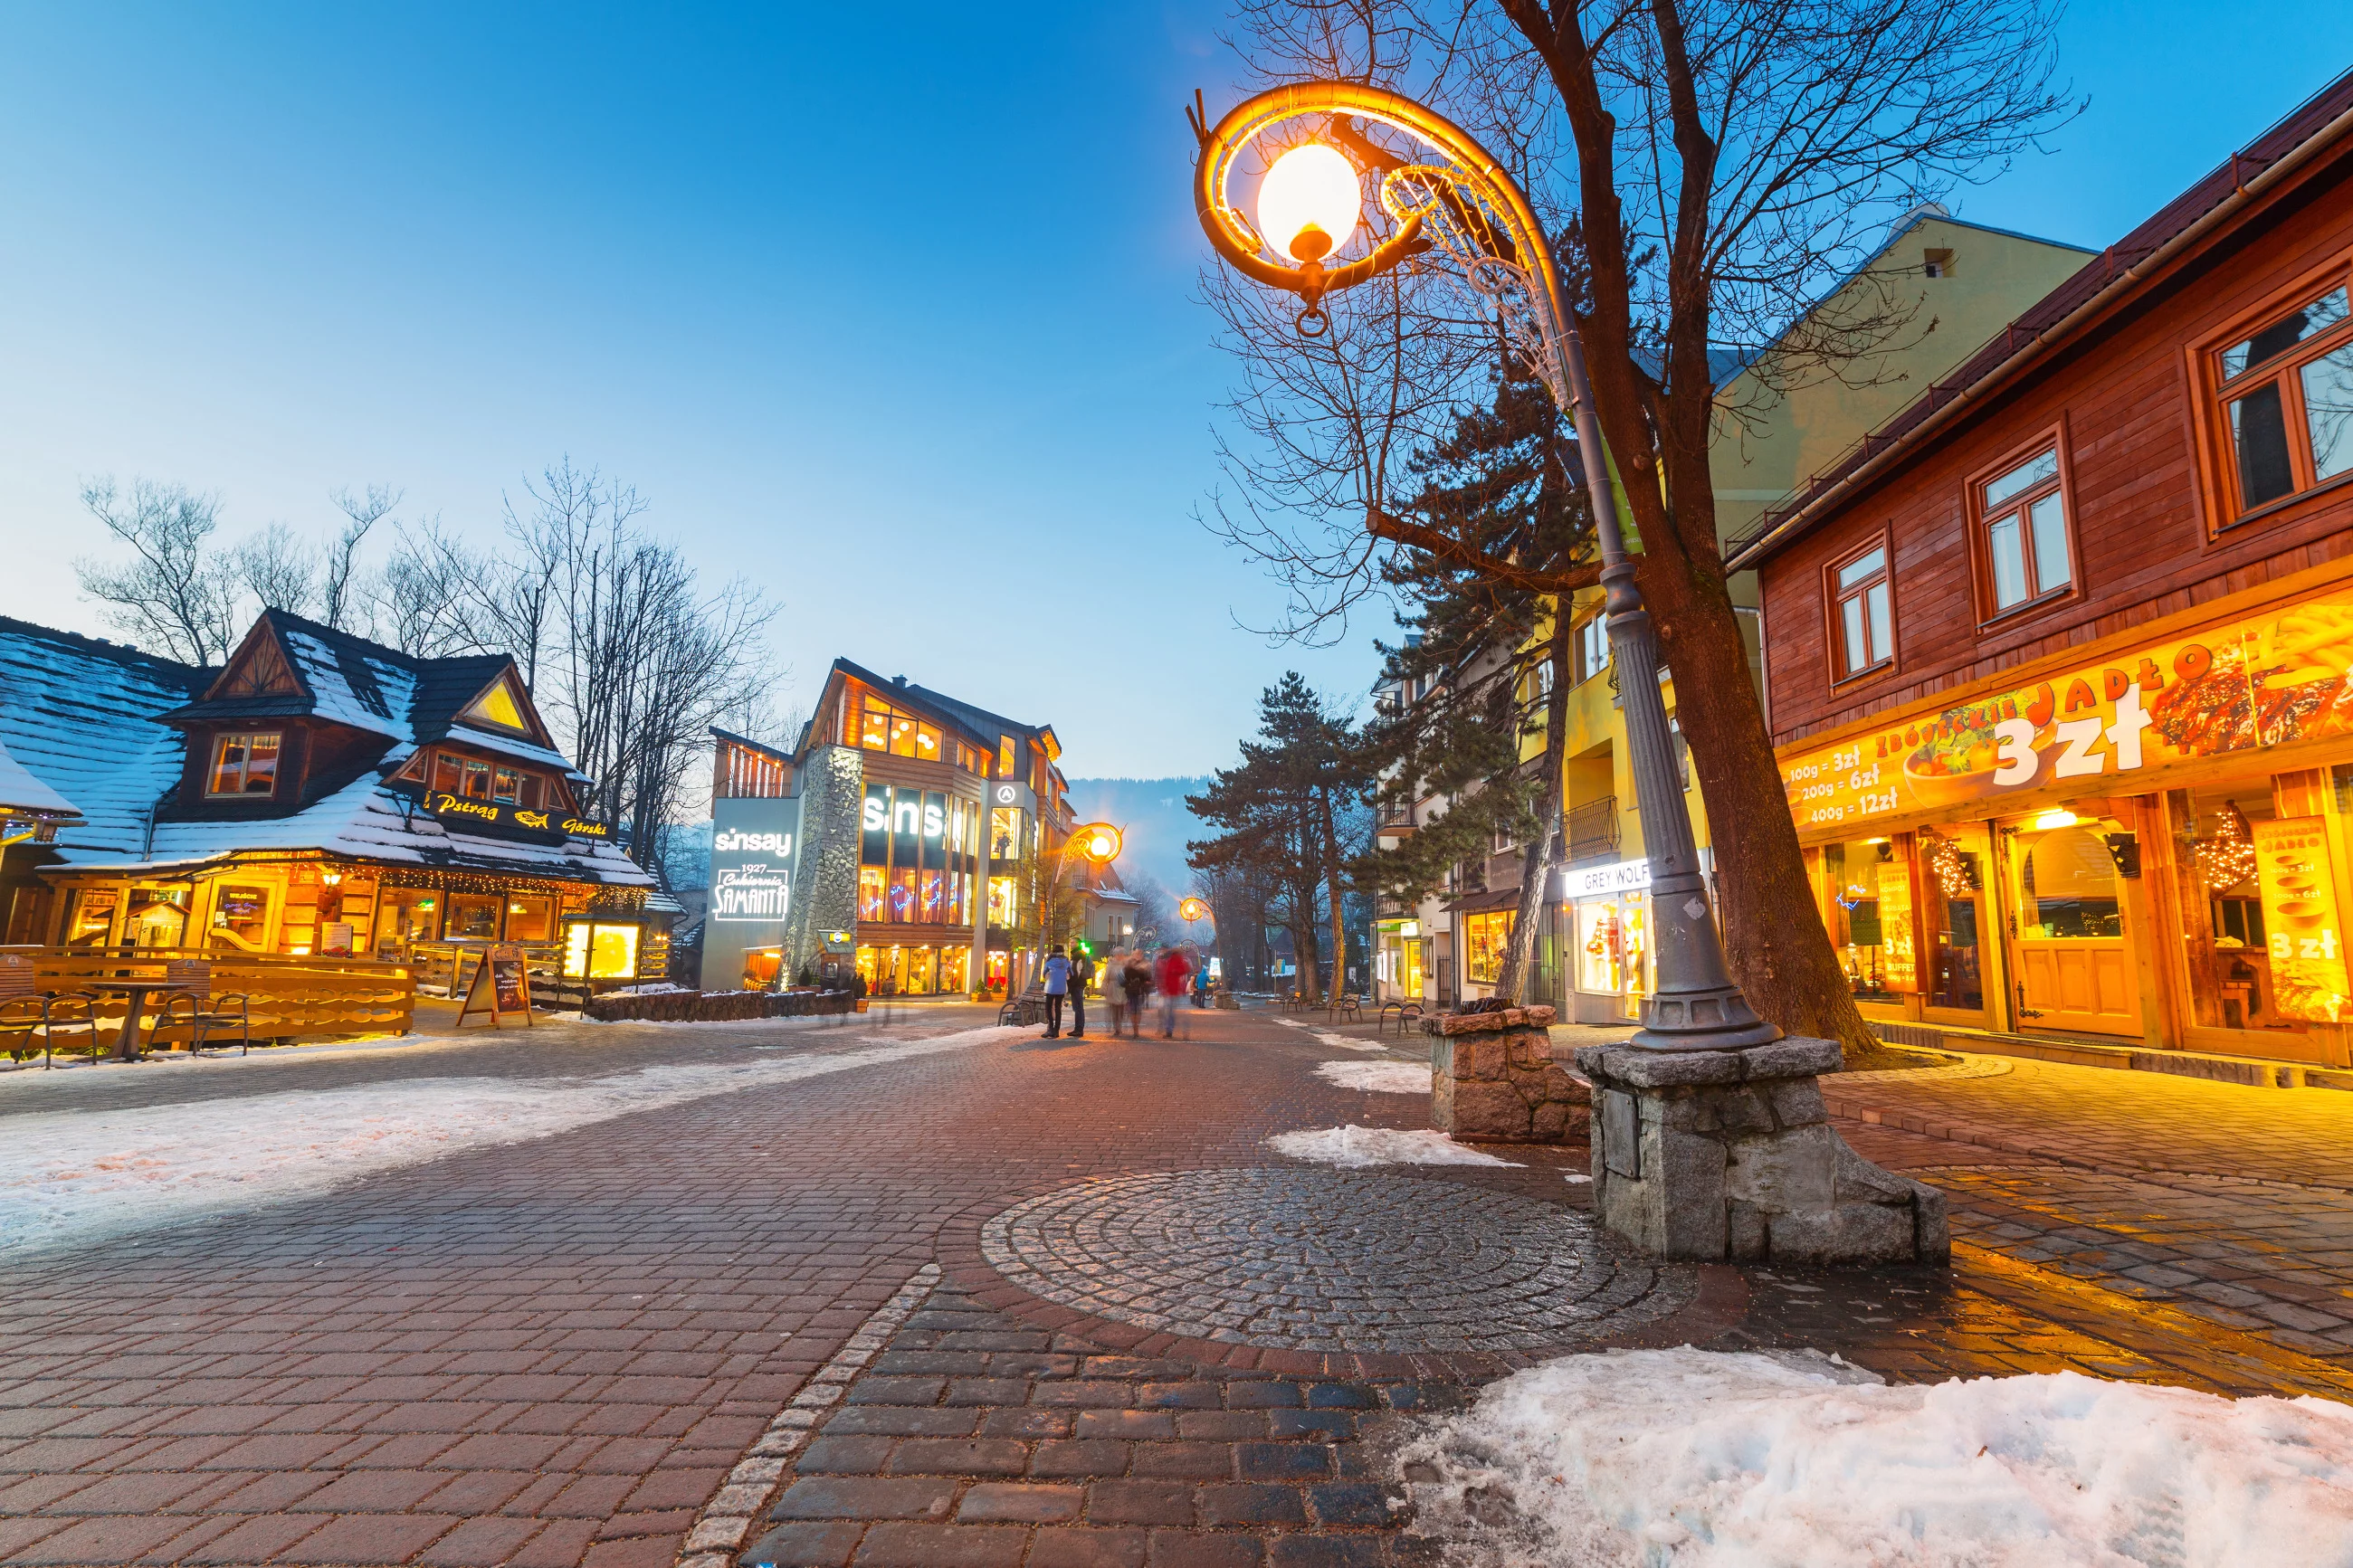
[1187,674,1372,1003]
[1355,366,1593,1001]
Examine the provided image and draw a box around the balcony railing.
[1566,796,1620,864]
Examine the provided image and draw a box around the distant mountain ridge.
[1062,776,1211,899]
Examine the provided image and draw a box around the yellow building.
[1542,210,2092,1022]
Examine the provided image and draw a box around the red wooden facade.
[1731,72,2353,1067]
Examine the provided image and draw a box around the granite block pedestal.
[1575,1036,1948,1266]
[1426,1005,1591,1144]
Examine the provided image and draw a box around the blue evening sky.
[3,4,2348,777]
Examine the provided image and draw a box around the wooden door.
[2005,821,2143,1037]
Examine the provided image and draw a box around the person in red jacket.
[1153,946,1192,1040]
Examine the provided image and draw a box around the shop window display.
[861,784,979,927]
[1461,909,1512,984]
[65,888,119,946]
[2168,787,2317,1033]
[125,887,190,948]
[1819,839,1914,1001]
[210,885,272,951]
[1575,896,1649,1012]
[1919,829,1986,1011]
[505,896,555,943]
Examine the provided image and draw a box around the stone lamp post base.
[1574,1038,1950,1267]
[1426,1005,1592,1144]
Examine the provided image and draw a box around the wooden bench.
[0,950,100,1068]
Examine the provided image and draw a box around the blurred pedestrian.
[1041,945,1070,1039]
[1154,946,1192,1039]
[1121,952,1151,1037]
[1102,948,1129,1037]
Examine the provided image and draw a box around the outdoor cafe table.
[79,980,190,1062]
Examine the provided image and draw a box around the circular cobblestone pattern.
[982,1167,1696,1353]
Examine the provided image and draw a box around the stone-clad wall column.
[785,745,862,980]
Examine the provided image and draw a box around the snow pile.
[1398,1347,2353,1567]
[1272,1016,1385,1053]
[0,1022,1031,1259]
[1316,1060,1432,1095]
[1268,1125,1519,1168]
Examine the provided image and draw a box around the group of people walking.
[1036,944,1198,1040]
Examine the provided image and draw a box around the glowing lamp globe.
[1077,823,1122,864]
[1257,142,1361,263]
[1178,898,1208,923]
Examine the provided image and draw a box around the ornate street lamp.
[1188,82,1772,1054]
[1187,84,1948,1269]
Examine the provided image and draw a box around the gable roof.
[159,609,574,774]
[1726,66,2353,571]
[0,612,649,888]
[824,658,1050,755]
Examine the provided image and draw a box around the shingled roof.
[0,612,649,888]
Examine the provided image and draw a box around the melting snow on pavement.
[1397,1346,2353,1567]
[1267,1125,1519,1168]
[1315,1059,1434,1094]
[1272,1016,1385,1052]
[0,1024,1033,1259]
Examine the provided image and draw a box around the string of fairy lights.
[2193,800,2258,889]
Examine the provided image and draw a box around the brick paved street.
[2,1004,2348,1565]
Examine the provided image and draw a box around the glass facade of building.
[858,783,978,927]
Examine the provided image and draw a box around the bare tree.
[233,522,320,616]
[1209,0,2073,1055]
[367,518,484,658]
[322,485,400,632]
[73,478,244,664]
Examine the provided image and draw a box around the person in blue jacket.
[1041,945,1071,1039]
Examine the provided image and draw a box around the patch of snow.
[1271,1015,1386,1052]
[1315,1060,1432,1095]
[0,1022,1032,1259]
[1267,1125,1519,1169]
[1397,1347,2353,1567]
[1563,1172,1592,1183]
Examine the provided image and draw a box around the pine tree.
[1187,675,1371,1003]
[1355,366,1593,1002]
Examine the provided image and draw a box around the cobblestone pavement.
[1817,1049,2353,1186]
[984,1170,1690,1355]
[2,1004,2349,1566]
[1933,1165,2353,1359]
[730,1271,1442,1568]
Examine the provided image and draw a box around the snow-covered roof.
[0,618,208,858]
[166,610,577,776]
[0,613,651,889]
[0,733,79,818]
[116,774,655,888]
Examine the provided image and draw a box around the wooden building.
[1726,71,2353,1069]
[0,609,670,984]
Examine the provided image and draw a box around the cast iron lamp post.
[1188,82,1773,1054]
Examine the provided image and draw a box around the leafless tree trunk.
[322,485,400,632]
[73,478,243,664]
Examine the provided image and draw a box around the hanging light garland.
[2194,799,2257,890]
[1924,833,1972,898]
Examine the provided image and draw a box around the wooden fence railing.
[2,946,414,1043]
